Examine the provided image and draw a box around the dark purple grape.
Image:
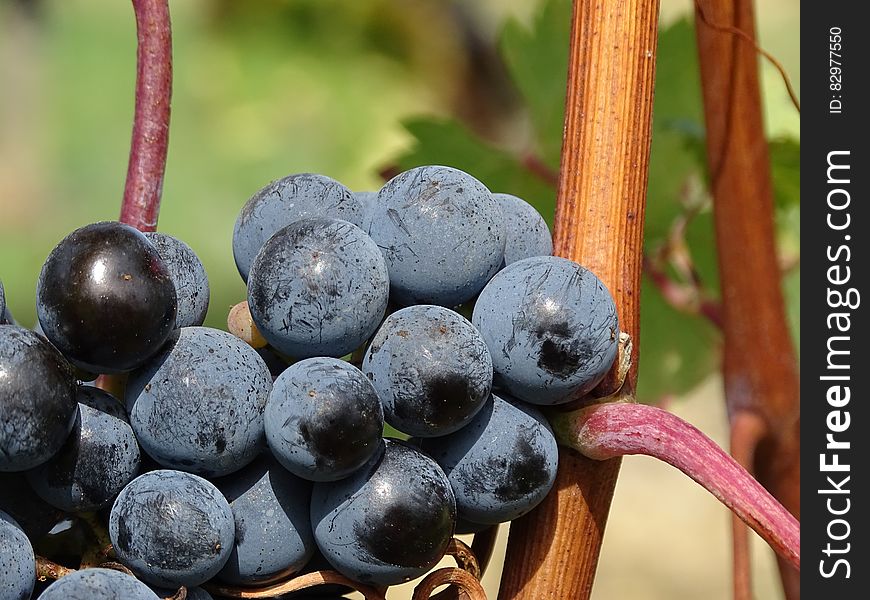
[419,394,558,524]
[126,327,271,477]
[109,469,235,587]
[472,256,619,405]
[233,173,363,282]
[0,325,77,472]
[266,357,383,481]
[247,218,389,358]
[144,232,210,328]
[38,567,160,599]
[311,439,455,586]
[362,305,492,437]
[26,386,141,512]
[364,165,505,307]
[355,190,378,222]
[0,472,63,538]
[150,585,213,599]
[36,221,177,373]
[214,455,315,585]
[0,510,35,600]
[494,192,553,265]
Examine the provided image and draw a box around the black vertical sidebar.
[802,2,868,597]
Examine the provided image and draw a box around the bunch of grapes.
[0,165,619,599]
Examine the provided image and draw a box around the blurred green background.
[0,0,799,598]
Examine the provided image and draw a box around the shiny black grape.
[36,221,177,373]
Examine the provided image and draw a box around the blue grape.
[151,585,214,599]
[247,218,389,359]
[472,256,619,405]
[256,346,290,379]
[109,470,235,587]
[419,394,558,524]
[126,327,271,477]
[311,439,455,586]
[233,173,363,282]
[36,221,177,374]
[364,165,505,307]
[26,386,141,512]
[38,568,160,600]
[454,517,491,535]
[0,325,77,472]
[0,472,62,538]
[494,193,553,265]
[355,190,378,221]
[265,357,383,481]
[362,305,492,437]
[0,510,35,600]
[214,455,315,585]
[145,232,210,328]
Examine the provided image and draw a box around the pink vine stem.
[553,403,800,571]
[119,0,172,232]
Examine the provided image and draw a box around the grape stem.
[551,402,800,571]
[119,0,172,232]
[36,556,76,581]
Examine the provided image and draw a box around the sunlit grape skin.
[36,221,177,373]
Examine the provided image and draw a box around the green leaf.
[500,0,571,167]
[635,17,722,401]
[394,117,556,224]
[783,268,800,358]
[770,137,800,209]
[644,17,705,244]
[636,277,721,402]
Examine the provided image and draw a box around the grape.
[151,585,213,600]
[265,357,383,481]
[0,510,35,600]
[419,394,558,524]
[494,193,553,265]
[0,472,62,538]
[311,439,456,586]
[355,190,378,221]
[126,327,271,477]
[247,218,389,359]
[364,165,505,307]
[26,386,141,512]
[256,346,290,379]
[214,455,315,585]
[454,517,491,535]
[362,305,492,437]
[38,568,160,599]
[145,232,210,328]
[109,470,235,587]
[36,221,177,373]
[0,326,77,472]
[472,256,619,405]
[233,173,363,282]
[31,321,99,382]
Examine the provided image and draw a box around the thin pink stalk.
[553,403,800,571]
[119,0,172,232]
